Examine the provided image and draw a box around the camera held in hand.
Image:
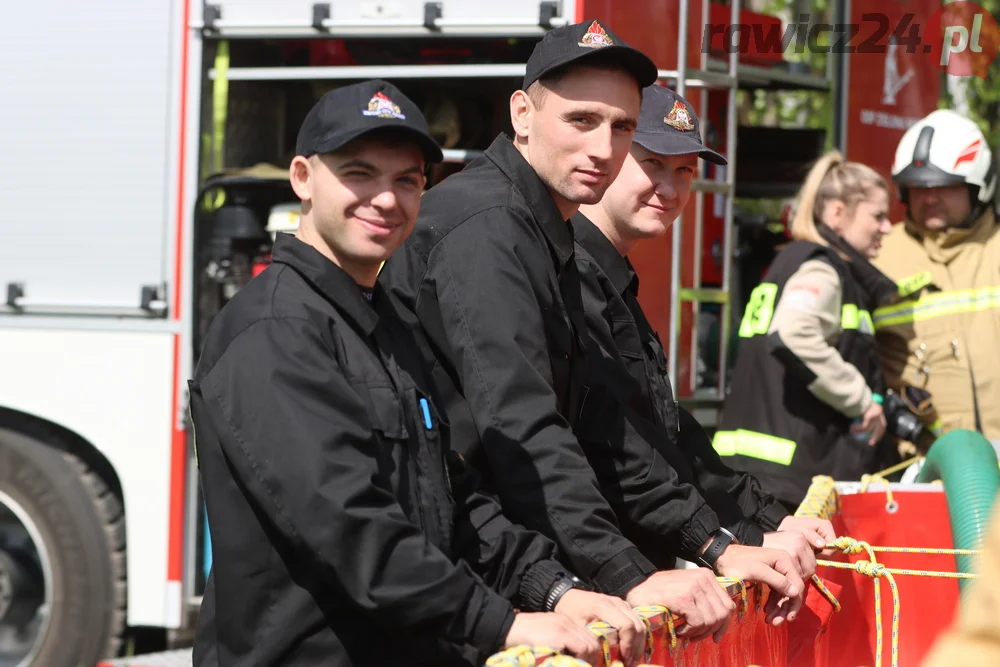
[883,391,924,442]
[883,385,941,452]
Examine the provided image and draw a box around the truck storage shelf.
[210,63,529,80]
[706,59,831,91]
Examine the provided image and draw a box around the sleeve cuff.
[756,499,791,532]
[730,519,765,547]
[591,548,658,598]
[678,503,721,561]
[849,388,874,419]
[470,590,517,657]
[517,559,566,612]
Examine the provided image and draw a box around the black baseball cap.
[522,19,658,91]
[632,85,727,165]
[295,79,443,164]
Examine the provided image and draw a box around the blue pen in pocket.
[419,397,433,430]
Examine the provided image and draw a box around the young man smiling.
[188,80,644,667]
[571,85,837,625]
[380,22,805,643]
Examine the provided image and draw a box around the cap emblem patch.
[664,101,695,131]
[579,21,613,49]
[362,91,406,120]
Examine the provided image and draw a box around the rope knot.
[855,560,887,578]
[833,536,866,555]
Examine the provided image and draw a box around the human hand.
[852,401,886,445]
[762,530,817,580]
[554,590,645,667]
[713,545,805,626]
[505,612,601,665]
[777,516,837,552]
[624,569,735,643]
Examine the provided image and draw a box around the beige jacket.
[769,259,874,418]
[872,209,1000,441]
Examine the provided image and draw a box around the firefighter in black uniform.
[379,21,804,643]
[189,80,649,667]
[714,151,900,511]
[571,86,839,622]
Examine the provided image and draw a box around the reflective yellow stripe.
[897,271,933,298]
[712,429,797,465]
[874,286,1000,328]
[841,304,874,333]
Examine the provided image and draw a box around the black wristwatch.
[544,574,584,612]
[696,527,738,570]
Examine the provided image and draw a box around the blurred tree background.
[944,0,1000,149]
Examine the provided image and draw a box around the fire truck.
[0,0,941,665]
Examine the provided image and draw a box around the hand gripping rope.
[486,474,980,667]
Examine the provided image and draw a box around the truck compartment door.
[0,1,182,317]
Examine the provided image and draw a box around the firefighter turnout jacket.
[379,134,669,597]
[189,234,573,667]
[570,213,789,562]
[872,208,1000,441]
[714,227,900,508]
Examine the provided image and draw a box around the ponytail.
[790,150,888,246]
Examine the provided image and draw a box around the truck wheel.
[0,428,126,667]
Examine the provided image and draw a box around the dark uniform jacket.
[189,234,569,667]
[716,227,900,507]
[570,214,789,559]
[379,134,702,597]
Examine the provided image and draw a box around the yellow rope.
[817,537,983,667]
[809,574,842,612]
[818,558,979,579]
[859,474,897,512]
[716,576,749,616]
[874,455,924,478]
[537,656,591,667]
[586,622,612,666]
[634,604,676,651]
[794,475,839,520]
[831,536,981,558]
[865,546,979,555]
[486,645,559,666]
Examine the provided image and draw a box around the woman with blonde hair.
[712,150,900,511]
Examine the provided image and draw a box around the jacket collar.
[904,206,997,264]
[571,213,637,296]
[270,233,380,335]
[817,224,899,307]
[485,134,575,269]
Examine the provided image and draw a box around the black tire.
[0,427,126,667]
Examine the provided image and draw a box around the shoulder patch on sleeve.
[896,270,933,298]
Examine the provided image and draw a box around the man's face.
[908,185,971,231]
[292,137,426,275]
[600,145,698,243]
[517,66,640,215]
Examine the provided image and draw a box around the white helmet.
[892,109,996,207]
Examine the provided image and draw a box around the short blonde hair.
[790,150,888,246]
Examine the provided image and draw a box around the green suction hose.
[915,429,1000,588]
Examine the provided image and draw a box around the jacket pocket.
[405,386,453,554]
[350,381,409,441]
[611,318,644,360]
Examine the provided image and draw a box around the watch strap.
[544,575,580,612]
[697,528,736,569]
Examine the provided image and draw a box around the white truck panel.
[204,0,577,33]
[0,1,176,311]
[0,328,175,628]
